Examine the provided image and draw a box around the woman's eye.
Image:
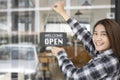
[93,33,97,35]
[101,33,107,36]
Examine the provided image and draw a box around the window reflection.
[0,47,10,60]
[0,46,35,60]
[39,0,66,7]
[12,12,34,32]
[10,47,35,60]
[0,13,7,31]
[12,0,34,8]
[0,13,8,45]
[0,0,7,9]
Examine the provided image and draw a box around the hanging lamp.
[82,0,91,6]
[75,10,82,15]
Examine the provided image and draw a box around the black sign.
[40,32,67,46]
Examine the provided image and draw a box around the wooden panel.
[70,50,91,67]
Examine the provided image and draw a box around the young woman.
[51,1,120,80]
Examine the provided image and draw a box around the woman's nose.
[95,34,102,40]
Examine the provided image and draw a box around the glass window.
[7,47,35,60]
[11,49,19,59]
[71,0,111,6]
[24,49,35,60]
[0,0,116,80]
[12,12,34,32]
[0,13,8,44]
[12,0,34,8]
[0,0,7,9]
[0,13,7,31]
[71,0,84,6]
[39,0,53,7]
[39,0,66,7]
[0,47,10,60]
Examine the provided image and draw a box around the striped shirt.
[56,18,120,80]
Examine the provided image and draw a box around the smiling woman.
[51,1,120,80]
[92,24,111,52]
[93,18,120,59]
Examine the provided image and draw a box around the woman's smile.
[93,24,111,52]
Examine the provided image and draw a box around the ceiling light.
[82,0,91,6]
[75,10,82,15]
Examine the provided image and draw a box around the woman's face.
[92,24,111,52]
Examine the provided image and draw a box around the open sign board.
[40,32,67,46]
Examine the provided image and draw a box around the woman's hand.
[51,47,65,56]
[52,1,70,21]
[52,1,65,15]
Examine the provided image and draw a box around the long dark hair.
[93,18,120,61]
